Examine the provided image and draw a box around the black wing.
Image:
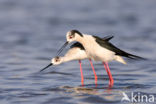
[93,36,145,59]
[70,42,85,50]
[70,35,114,50]
[102,35,114,41]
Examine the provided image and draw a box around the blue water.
[0,0,156,104]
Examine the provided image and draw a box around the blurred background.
[0,0,156,104]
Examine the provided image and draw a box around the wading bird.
[56,30,144,87]
[40,36,114,86]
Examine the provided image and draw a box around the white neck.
[62,56,73,63]
[76,34,88,46]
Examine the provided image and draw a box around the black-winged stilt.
[40,35,114,86]
[56,30,145,87]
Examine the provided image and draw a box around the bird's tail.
[115,55,127,64]
[126,53,146,60]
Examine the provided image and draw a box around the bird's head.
[66,30,83,43]
[40,56,63,72]
[51,56,63,65]
[57,30,83,56]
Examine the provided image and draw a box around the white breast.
[80,35,116,62]
[64,47,88,61]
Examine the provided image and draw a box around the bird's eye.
[69,35,73,39]
[55,57,60,62]
[69,34,74,39]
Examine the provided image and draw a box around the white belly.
[81,35,115,62]
[87,45,115,62]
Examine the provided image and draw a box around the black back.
[93,36,144,59]
[70,42,85,50]
[70,35,114,50]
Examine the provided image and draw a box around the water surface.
[0,0,156,104]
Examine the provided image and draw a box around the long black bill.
[56,41,68,56]
[40,63,53,72]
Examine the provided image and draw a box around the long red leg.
[89,59,98,85]
[79,60,84,86]
[103,62,114,88]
